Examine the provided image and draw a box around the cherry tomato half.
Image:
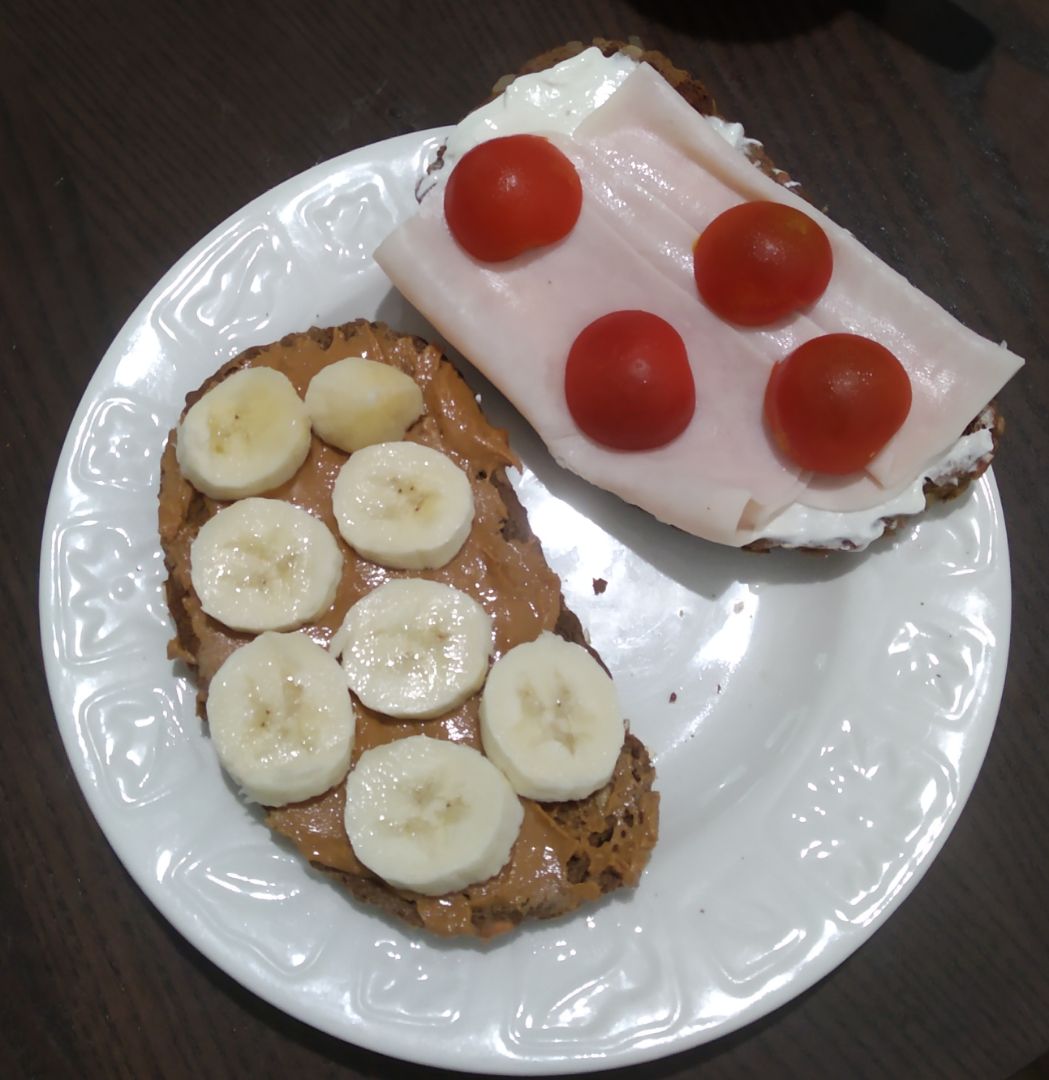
[693,201,833,326]
[764,333,912,474]
[443,134,583,262]
[565,310,695,451]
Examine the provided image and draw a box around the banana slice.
[344,735,523,895]
[331,441,473,570]
[176,367,311,500]
[191,497,342,633]
[334,578,492,719]
[207,631,356,806]
[480,631,624,801]
[305,357,425,453]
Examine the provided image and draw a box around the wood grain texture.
[3,0,1047,1076]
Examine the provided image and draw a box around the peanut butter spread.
[159,320,658,938]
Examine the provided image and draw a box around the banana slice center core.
[517,678,584,753]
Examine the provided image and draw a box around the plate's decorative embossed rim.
[40,131,1011,1074]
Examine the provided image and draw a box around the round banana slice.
[344,735,523,896]
[334,578,492,720]
[480,631,624,801]
[176,367,311,500]
[191,497,342,633]
[305,357,425,453]
[207,631,356,807]
[331,441,473,570]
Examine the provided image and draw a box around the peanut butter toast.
[159,319,658,938]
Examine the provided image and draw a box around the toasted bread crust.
[159,319,659,939]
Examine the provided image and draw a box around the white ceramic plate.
[40,130,1011,1074]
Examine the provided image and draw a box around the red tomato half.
[443,134,583,262]
[764,333,912,474]
[565,310,695,451]
[693,201,833,326]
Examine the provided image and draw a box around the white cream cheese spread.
[756,426,994,550]
[442,48,638,170]
[441,49,759,174]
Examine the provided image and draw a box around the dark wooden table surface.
[4,1,1048,1077]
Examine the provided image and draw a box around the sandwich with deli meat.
[375,40,1023,551]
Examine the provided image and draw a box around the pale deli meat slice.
[570,119,939,518]
[569,134,838,527]
[588,151,960,512]
[575,127,828,367]
[572,115,897,516]
[377,187,809,547]
[577,63,1024,495]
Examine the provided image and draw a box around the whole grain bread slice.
[158,319,658,939]
[469,39,1004,552]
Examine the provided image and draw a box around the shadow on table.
[631,0,994,72]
